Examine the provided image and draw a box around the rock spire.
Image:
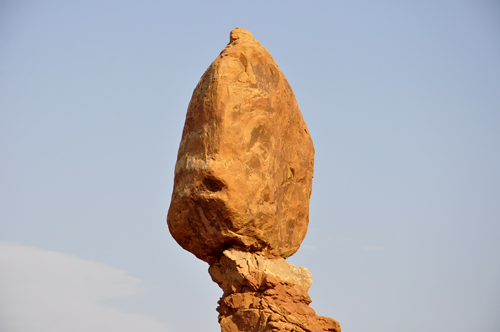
[167,28,340,332]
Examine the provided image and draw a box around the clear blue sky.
[1,1,499,331]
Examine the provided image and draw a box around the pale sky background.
[1,1,499,331]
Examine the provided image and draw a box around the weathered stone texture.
[167,27,314,263]
[209,249,341,332]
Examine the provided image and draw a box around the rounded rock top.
[230,27,254,43]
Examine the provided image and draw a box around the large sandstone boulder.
[167,28,314,263]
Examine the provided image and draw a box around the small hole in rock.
[203,176,226,192]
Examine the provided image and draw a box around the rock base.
[209,250,341,332]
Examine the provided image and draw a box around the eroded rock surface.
[167,27,314,263]
[209,249,341,332]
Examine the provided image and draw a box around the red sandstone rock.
[167,27,314,263]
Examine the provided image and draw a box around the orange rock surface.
[167,27,314,263]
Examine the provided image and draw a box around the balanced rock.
[167,27,314,263]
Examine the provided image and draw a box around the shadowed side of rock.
[209,250,341,332]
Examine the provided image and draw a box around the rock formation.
[167,28,340,332]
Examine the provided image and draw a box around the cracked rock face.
[167,27,314,263]
[209,249,341,332]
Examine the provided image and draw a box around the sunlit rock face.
[167,28,314,263]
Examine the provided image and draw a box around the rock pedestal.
[167,27,341,331]
[209,250,341,332]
